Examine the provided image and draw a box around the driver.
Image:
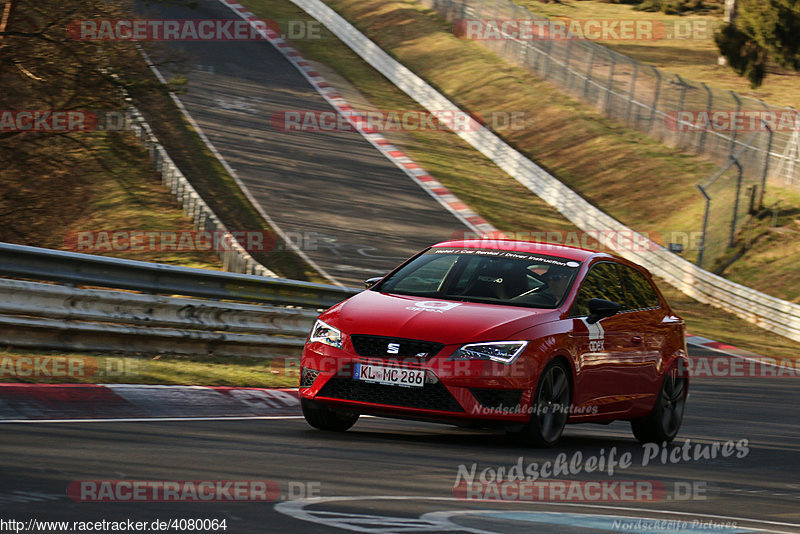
[541,265,574,302]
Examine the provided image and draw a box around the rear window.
[619,265,661,311]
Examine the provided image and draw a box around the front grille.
[300,367,320,388]
[317,377,464,412]
[470,388,524,411]
[350,335,445,359]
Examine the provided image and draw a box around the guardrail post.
[696,184,711,268]
[729,91,741,155]
[604,49,616,114]
[625,60,639,128]
[698,83,713,154]
[730,157,744,248]
[651,66,662,139]
[583,46,595,99]
[674,75,691,149]
[760,121,773,210]
[543,38,554,79]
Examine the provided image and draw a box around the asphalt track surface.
[140,0,467,286]
[2,2,796,533]
[1,346,798,533]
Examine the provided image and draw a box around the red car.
[299,240,688,446]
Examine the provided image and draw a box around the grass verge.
[0,349,298,388]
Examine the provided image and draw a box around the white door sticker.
[581,318,605,352]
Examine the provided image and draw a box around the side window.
[619,265,661,311]
[570,262,625,317]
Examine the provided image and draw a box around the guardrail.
[0,243,360,357]
[274,0,800,343]
[0,242,357,309]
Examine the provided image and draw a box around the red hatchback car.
[299,240,689,447]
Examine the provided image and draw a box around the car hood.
[322,290,559,345]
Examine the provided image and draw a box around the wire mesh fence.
[696,126,772,270]
[424,0,800,189]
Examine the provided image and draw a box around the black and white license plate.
[353,363,424,388]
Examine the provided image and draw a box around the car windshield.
[376,247,582,309]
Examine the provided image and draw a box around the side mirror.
[364,277,383,289]
[586,298,621,324]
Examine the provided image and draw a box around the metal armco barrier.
[0,243,359,357]
[0,242,358,309]
[275,0,800,343]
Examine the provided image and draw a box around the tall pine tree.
[715,0,800,88]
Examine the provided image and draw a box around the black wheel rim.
[660,373,686,437]
[536,365,570,442]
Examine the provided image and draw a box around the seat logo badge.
[387,343,400,355]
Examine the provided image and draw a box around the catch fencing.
[424,0,799,189]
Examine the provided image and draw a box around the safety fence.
[424,0,798,188]
[0,242,359,356]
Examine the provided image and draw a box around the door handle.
[631,336,643,344]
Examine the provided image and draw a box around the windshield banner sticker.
[432,248,580,267]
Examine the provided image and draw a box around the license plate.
[353,363,425,388]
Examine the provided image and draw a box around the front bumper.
[299,341,538,424]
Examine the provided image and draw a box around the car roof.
[432,239,606,262]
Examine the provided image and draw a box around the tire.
[510,360,571,447]
[631,370,687,444]
[301,398,359,432]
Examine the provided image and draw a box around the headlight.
[452,341,528,364]
[308,319,343,349]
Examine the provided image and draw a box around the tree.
[715,0,800,88]
[0,0,184,244]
